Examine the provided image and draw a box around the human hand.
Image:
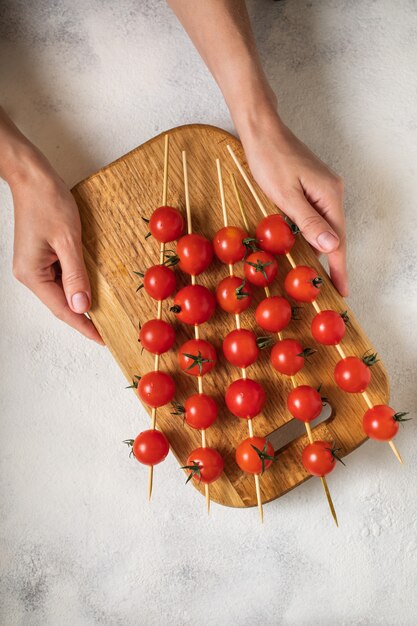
[9,152,104,344]
[239,110,348,297]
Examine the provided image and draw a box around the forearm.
[167,0,277,136]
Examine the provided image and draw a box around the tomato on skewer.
[284,265,322,303]
[244,251,278,287]
[172,394,218,430]
[135,264,176,300]
[362,405,410,441]
[216,276,252,314]
[223,329,273,369]
[166,233,213,276]
[270,339,316,376]
[124,430,170,466]
[302,441,344,477]
[255,296,292,333]
[134,371,175,408]
[334,352,378,393]
[182,447,224,484]
[256,213,296,255]
[178,339,217,377]
[171,285,216,325]
[213,226,250,264]
[149,206,184,243]
[225,378,266,419]
[139,319,175,355]
[311,310,347,345]
[287,385,323,422]
[236,437,275,475]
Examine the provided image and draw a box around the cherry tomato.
[173,394,218,430]
[363,405,409,441]
[216,276,253,314]
[235,436,275,475]
[131,429,170,466]
[311,310,346,345]
[213,226,248,264]
[271,339,315,376]
[222,329,259,368]
[149,206,184,243]
[334,353,378,393]
[142,265,176,301]
[287,385,322,422]
[244,251,278,287]
[172,285,216,325]
[284,265,322,302]
[302,440,339,477]
[175,234,213,276]
[178,339,217,377]
[255,296,292,333]
[225,378,266,419]
[137,371,175,408]
[183,447,224,484]
[139,319,175,354]
[255,213,295,255]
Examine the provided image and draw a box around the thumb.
[57,237,92,314]
[282,191,340,254]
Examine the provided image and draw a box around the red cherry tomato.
[175,394,218,430]
[132,429,170,466]
[311,310,346,345]
[183,447,224,484]
[235,436,275,475]
[137,371,175,408]
[284,265,322,302]
[255,213,295,255]
[143,265,176,301]
[213,226,248,264]
[363,405,410,441]
[287,385,322,422]
[139,319,175,355]
[225,378,266,419]
[178,339,217,377]
[216,276,252,314]
[176,234,213,276]
[149,206,184,243]
[302,440,338,477]
[255,296,292,333]
[271,339,313,376]
[222,329,259,369]
[172,285,216,325]
[334,355,376,393]
[244,251,278,287]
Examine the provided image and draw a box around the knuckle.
[12,262,29,284]
[299,213,324,233]
[62,269,87,288]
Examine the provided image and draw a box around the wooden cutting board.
[71,124,389,508]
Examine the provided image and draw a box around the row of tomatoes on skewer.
[127,205,409,488]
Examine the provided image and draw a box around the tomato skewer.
[217,158,268,523]
[228,147,340,526]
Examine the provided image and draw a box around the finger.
[31,277,104,344]
[327,241,348,297]
[281,190,340,254]
[56,237,92,314]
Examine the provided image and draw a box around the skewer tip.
[388,440,404,464]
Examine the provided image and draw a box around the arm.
[168,0,347,296]
[0,107,103,343]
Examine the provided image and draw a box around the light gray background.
[1,1,417,624]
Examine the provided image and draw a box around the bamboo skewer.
[229,158,338,526]
[182,150,211,513]
[218,160,264,523]
[227,144,403,464]
[148,134,170,500]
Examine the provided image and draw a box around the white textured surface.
[1,1,417,624]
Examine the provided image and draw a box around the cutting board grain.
[72,124,389,508]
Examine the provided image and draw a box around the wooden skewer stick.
[228,145,402,468]
[148,134,170,501]
[183,150,211,513]
[230,163,338,525]
[217,159,264,523]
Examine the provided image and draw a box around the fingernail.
[71,291,90,313]
[317,231,339,252]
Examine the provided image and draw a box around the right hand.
[10,154,104,344]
